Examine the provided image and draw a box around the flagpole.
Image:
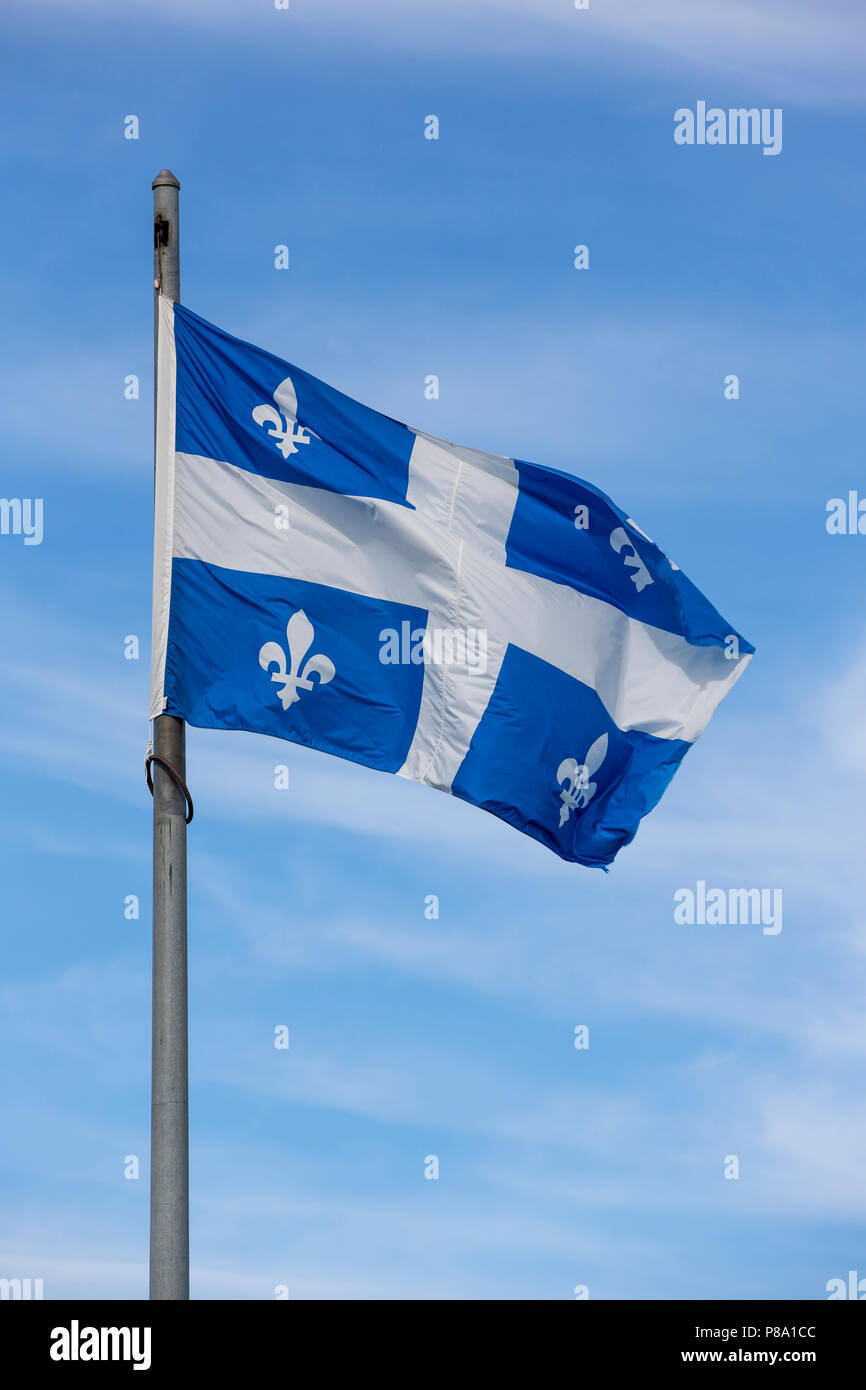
[150,169,189,1300]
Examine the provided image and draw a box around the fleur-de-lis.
[259,610,335,710]
[556,733,608,827]
[252,376,317,459]
[609,525,653,593]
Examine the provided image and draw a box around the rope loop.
[145,748,194,824]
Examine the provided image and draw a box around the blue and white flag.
[150,299,753,868]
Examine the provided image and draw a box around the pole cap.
[152,169,181,189]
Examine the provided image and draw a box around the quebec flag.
[150,299,753,868]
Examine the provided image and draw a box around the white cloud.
[21,0,866,104]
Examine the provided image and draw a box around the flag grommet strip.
[150,294,178,721]
[145,750,194,823]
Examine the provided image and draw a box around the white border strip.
[149,295,177,721]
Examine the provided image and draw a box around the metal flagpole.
[149,169,189,1300]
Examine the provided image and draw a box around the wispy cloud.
[17,0,866,104]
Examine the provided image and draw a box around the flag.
[150,299,753,868]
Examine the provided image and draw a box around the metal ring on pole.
[146,751,194,823]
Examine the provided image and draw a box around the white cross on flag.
[151,299,753,867]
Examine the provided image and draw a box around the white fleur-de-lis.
[252,376,317,459]
[259,610,335,710]
[609,525,653,592]
[556,733,608,827]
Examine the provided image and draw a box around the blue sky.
[1,0,865,1299]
